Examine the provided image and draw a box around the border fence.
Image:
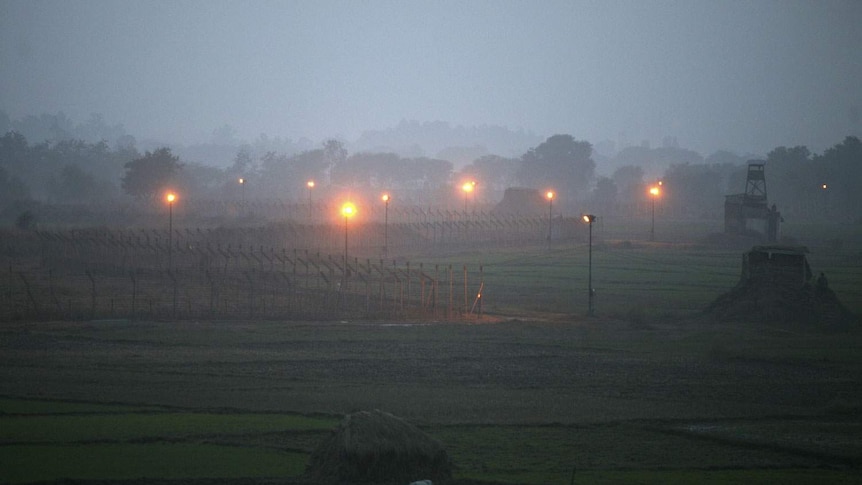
[2,214,584,322]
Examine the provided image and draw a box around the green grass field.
[1,221,861,484]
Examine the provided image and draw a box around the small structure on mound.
[305,410,452,485]
[707,245,856,326]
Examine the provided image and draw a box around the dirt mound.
[707,277,857,327]
[305,409,452,485]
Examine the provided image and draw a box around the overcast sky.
[1,0,860,156]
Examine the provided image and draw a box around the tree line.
[1,121,860,228]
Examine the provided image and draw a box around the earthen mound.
[707,278,857,327]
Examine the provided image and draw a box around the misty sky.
[1,0,860,156]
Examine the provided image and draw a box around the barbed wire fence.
[1,212,583,322]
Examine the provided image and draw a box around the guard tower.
[744,163,767,203]
[724,162,781,242]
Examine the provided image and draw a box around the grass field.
[1,221,861,484]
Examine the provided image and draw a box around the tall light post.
[582,214,596,316]
[166,192,176,271]
[238,177,245,213]
[306,180,315,222]
[649,184,661,241]
[341,202,357,270]
[461,181,475,215]
[546,190,555,249]
[381,193,390,256]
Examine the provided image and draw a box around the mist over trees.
[1,109,860,227]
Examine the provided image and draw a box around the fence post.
[206,269,214,318]
[479,265,484,318]
[18,272,39,319]
[86,270,96,319]
[406,262,411,310]
[130,271,136,321]
[168,270,177,319]
[434,264,439,318]
[49,269,63,318]
[463,264,468,316]
[419,263,425,314]
[245,271,254,318]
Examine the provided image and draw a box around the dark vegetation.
[2,110,861,230]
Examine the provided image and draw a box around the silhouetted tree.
[0,165,30,203]
[516,134,595,202]
[661,163,733,219]
[458,154,519,201]
[612,165,645,204]
[121,148,181,200]
[816,135,862,221]
[48,164,114,204]
[589,176,618,215]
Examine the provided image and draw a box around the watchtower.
[744,163,767,203]
[724,162,781,242]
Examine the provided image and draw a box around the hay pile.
[305,410,452,485]
[706,276,857,327]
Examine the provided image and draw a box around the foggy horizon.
[2,0,861,158]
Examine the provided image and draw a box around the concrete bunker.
[707,245,856,326]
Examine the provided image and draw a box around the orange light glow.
[381,193,390,202]
[307,180,315,189]
[341,202,357,218]
[546,190,555,200]
[649,186,661,197]
[238,178,244,184]
[461,182,475,194]
[166,192,176,203]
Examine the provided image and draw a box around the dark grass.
[1,221,861,483]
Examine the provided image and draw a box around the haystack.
[305,410,452,485]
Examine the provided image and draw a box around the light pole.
[582,214,596,316]
[649,184,661,241]
[461,181,475,215]
[307,180,315,222]
[546,190,555,249]
[238,177,245,213]
[166,192,176,271]
[381,193,390,256]
[341,202,357,271]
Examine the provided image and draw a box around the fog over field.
[1,0,860,158]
